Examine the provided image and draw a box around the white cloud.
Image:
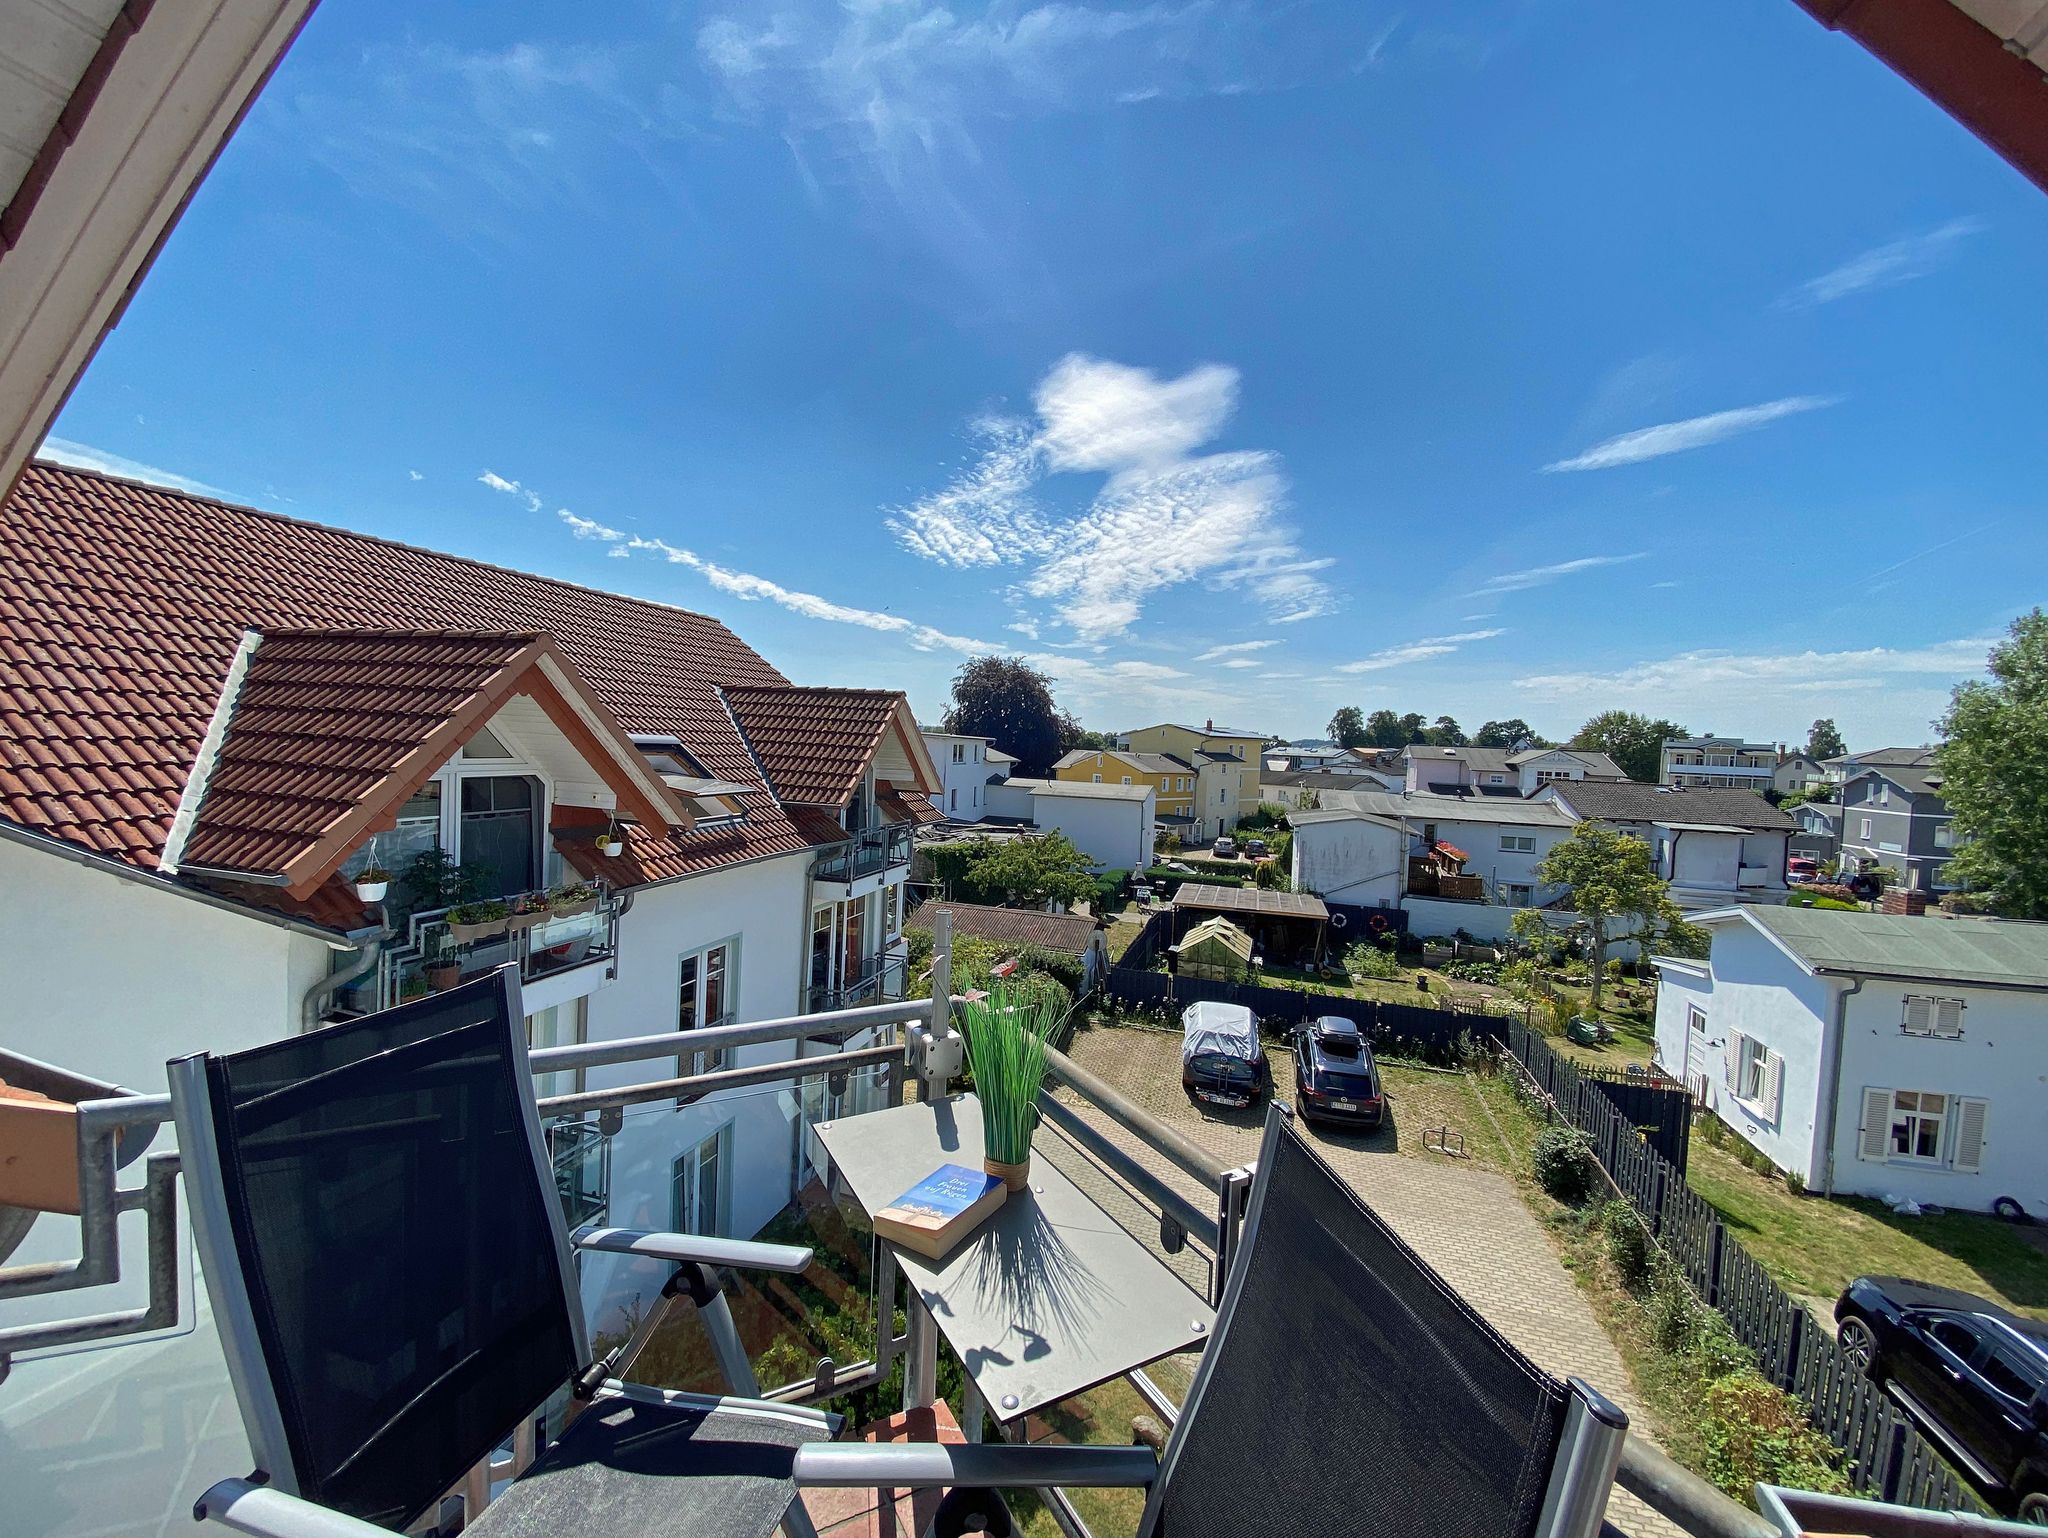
[1784,218,1984,308]
[1467,553,1646,596]
[479,468,543,511]
[559,509,625,542]
[1195,640,1279,663]
[39,438,225,498]
[1543,396,1838,473]
[891,354,1334,639]
[1336,629,1505,674]
[1219,658,1261,670]
[408,469,424,481]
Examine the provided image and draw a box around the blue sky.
[44,0,2048,747]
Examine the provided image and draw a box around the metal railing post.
[902,1291,938,1413]
[1210,1165,1254,1307]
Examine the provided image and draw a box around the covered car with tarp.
[1180,1000,1269,1107]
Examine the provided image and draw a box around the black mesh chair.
[796,1103,1629,1538]
[170,968,836,1538]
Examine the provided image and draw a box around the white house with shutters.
[1652,906,2048,1216]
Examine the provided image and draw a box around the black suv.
[1835,1275,2048,1521]
[1291,1016,1383,1129]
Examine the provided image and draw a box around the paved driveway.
[1046,1023,1682,1538]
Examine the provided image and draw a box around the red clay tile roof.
[783,805,854,848]
[723,685,905,807]
[0,461,810,912]
[904,900,1101,955]
[877,781,943,826]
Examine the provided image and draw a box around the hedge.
[1142,866,1245,889]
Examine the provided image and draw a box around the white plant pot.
[354,880,389,902]
[598,838,624,857]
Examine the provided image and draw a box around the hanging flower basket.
[597,835,625,858]
[352,865,392,903]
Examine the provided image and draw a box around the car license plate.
[1201,1091,1248,1107]
[1332,1099,1358,1112]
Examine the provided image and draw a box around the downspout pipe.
[301,923,389,1031]
[1817,974,1864,1197]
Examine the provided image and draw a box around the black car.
[1835,1275,2048,1521]
[1291,1016,1384,1129]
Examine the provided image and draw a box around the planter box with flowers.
[505,893,552,934]
[446,900,510,945]
[550,882,598,919]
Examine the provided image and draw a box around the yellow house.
[1123,721,1268,841]
[1052,747,1197,822]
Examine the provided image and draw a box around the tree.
[1327,706,1368,748]
[1398,712,1427,743]
[1512,824,1681,1015]
[1570,710,1687,784]
[1935,610,2048,919]
[1423,715,1467,747]
[1806,719,1845,761]
[1067,726,1118,752]
[1474,718,1539,749]
[968,832,1099,910]
[1363,709,1408,748]
[943,656,1067,776]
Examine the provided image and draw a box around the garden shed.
[1170,915,1256,980]
[1170,884,1330,967]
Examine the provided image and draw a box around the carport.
[1170,885,1330,967]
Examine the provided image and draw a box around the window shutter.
[1935,998,1964,1039]
[1858,1087,1891,1162]
[1953,1098,1988,1173]
[1723,1032,1742,1090]
[1763,1052,1784,1121]
[1902,996,1931,1035]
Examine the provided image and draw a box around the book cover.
[872,1163,1008,1259]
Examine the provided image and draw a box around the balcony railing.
[1,941,1778,1538]
[808,952,907,1015]
[813,823,914,884]
[366,891,622,1012]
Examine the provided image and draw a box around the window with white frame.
[671,1124,731,1235]
[1500,834,1535,853]
[1901,995,1964,1039]
[952,743,966,763]
[1855,1087,1987,1171]
[1121,775,1132,785]
[1092,773,1102,783]
[949,788,958,812]
[678,938,737,1074]
[1933,823,1954,849]
[1859,817,1873,839]
[1535,768,1570,784]
[1726,1031,1781,1117]
[1504,883,1533,907]
[1891,1090,1946,1161]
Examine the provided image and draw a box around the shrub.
[1347,942,1402,980]
[1699,1374,1849,1500]
[1252,860,1290,891]
[1601,1200,1653,1291]
[1532,1125,1600,1205]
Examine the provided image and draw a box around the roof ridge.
[27,458,775,661]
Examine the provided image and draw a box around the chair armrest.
[571,1225,812,1273]
[793,1442,1159,1491]
[192,1479,392,1538]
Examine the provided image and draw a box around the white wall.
[1828,980,2048,1213]
[923,732,992,821]
[1400,896,1522,943]
[1028,788,1154,872]
[577,852,814,1339]
[1668,829,1741,896]
[1290,817,1403,907]
[1424,816,1570,900]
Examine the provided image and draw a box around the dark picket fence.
[1501,1018,1990,1516]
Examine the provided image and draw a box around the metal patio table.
[813,1093,1215,1437]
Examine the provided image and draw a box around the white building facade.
[922,728,1000,821]
[982,778,1156,873]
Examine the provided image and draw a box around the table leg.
[960,1375,985,1443]
[902,1290,938,1412]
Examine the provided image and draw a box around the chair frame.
[174,966,826,1538]
[793,1105,1629,1538]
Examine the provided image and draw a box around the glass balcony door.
[459,774,539,894]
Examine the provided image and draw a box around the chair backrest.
[1142,1106,1618,1538]
[171,969,586,1529]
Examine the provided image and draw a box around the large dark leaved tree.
[942,656,1069,777]
[1935,610,2048,919]
[1570,710,1687,784]
[1326,706,1368,748]
[1474,718,1542,749]
[1806,718,1846,761]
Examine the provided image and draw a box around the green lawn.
[1687,1138,2048,1317]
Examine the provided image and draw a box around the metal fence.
[1501,1019,1990,1516]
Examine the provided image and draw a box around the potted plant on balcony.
[957,980,1057,1192]
[550,881,598,918]
[425,941,462,993]
[353,866,393,903]
[505,891,550,934]
[596,824,625,858]
[446,899,510,945]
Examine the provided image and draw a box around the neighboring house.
[1124,720,1266,838]
[1790,800,1842,865]
[1838,762,1957,893]
[1652,906,2048,1215]
[1820,744,1939,788]
[904,899,1110,988]
[980,777,1156,872]
[1400,744,1626,798]
[1264,759,1405,799]
[922,727,1000,821]
[1540,780,1794,909]
[984,746,1017,782]
[0,460,943,1275]
[1773,752,1826,797]
[1659,735,1779,791]
[1263,746,1394,779]
[1054,746,1198,824]
[1286,788,1578,938]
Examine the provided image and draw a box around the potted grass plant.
[956,980,1058,1192]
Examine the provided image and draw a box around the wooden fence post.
[1705,1223,1725,1309]
[1878,1419,1909,1504]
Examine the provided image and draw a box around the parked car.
[1786,857,1818,883]
[1834,1275,2048,1520]
[1180,1001,1269,1109]
[1213,836,1239,858]
[1244,837,1269,859]
[1292,1017,1383,1129]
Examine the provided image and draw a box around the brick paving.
[1049,1023,1685,1538]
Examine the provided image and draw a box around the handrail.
[527,997,931,1073]
[1042,1042,1231,1186]
[1618,1442,1776,1538]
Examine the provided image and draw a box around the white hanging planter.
[354,878,390,903]
[597,836,624,858]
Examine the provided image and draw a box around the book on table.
[872,1164,1008,1259]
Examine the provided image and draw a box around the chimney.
[1205,718,1213,732]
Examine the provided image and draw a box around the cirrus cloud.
[1542,396,1838,473]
